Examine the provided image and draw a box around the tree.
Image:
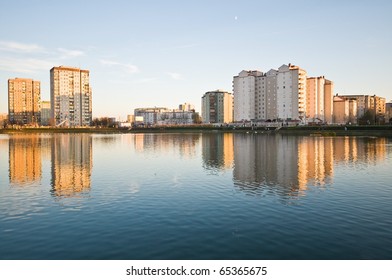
[192,112,202,124]
[359,110,375,125]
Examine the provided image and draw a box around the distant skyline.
[1,0,392,120]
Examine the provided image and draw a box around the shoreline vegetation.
[1,125,392,136]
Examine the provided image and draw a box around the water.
[0,132,391,259]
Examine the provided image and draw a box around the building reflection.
[202,133,234,172]
[51,134,92,197]
[200,133,388,198]
[9,135,42,186]
[133,133,200,158]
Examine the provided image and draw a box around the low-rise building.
[333,96,357,124]
[134,105,197,126]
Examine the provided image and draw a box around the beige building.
[8,78,41,125]
[306,76,334,123]
[333,96,357,124]
[50,66,92,127]
[338,94,385,118]
[201,90,233,123]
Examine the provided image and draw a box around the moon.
[234,16,238,20]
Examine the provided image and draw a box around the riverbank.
[1,125,392,136]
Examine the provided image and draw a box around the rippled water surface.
[0,133,392,259]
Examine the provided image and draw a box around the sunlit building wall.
[50,66,92,127]
[8,78,41,125]
[333,96,350,124]
[201,90,233,123]
[306,76,333,122]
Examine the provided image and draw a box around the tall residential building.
[201,90,233,123]
[50,66,92,127]
[8,78,40,125]
[276,64,307,121]
[233,64,306,122]
[233,70,261,121]
[40,101,51,126]
[306,76,334,123]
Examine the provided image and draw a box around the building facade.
[8,78,41,125]
[201,90,233,123]
[50,66,92,127]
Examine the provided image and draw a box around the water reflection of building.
[232,134,388,198]
[202,133,234,171]
[232,134,334,196]
[298,137,334,189]
[9,135,42,185]
[333,136,387,165]
[133,133,199,158]
[51,134,92,197]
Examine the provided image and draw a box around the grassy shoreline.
[1,125,392,136]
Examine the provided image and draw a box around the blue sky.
[1,0,391,119]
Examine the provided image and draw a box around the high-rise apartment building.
[276,64,307,121]
[306,76,334,123]
[201,90,233,123]
[233,70,261,121]
[50,66,92,127]
[8,78,41,125]
[233,64,306,122]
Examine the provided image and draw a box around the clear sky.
[1,0,391,120]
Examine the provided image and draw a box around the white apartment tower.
[50,66,92,126]
[233,70,261,121]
